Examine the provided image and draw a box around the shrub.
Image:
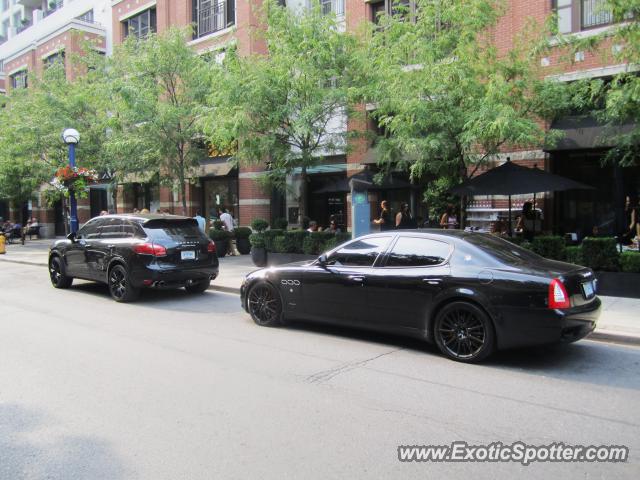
[212,220,224,231]
[620,251,640,273]
[581,237,620,271]
[209,229,230,241]
[271,235,288,253]
[263,229,284,251]
[286,230,307,253]
[272,217,288,230]
[249,233,265,248]
[565,246,583,266]
[335,232,351,244]
[302,232,329,255]
[321,237,340,253]
[530,236,566,261]
[234,227,252,239]
[250,218,269,232]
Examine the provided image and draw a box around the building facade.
[1,0,637,239]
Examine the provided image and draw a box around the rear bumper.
[129,263,219,289]
[495,297,601,350]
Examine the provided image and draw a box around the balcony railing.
[197,2,227,38]
[582,0,613,29]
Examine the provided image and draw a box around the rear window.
[464,234,541,266]
[143,219,203,242]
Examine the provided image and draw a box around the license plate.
[582,280,595,299]
[181,250,196,260]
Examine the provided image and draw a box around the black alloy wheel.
[49,256,73,289]
[247,283,282,327]
[434,301,495,362]
[185,279,211,294]
[108,264,140,303]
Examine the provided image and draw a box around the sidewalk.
[2,239,639,345]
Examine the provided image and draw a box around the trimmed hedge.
[209,229,231,241]
[250,218,269,232]
[620,251,640,273]
[530,236,566,261]
[565,246,583,266]
[272,217,289,230]
[234,227,252,239]
[251,230,351,255]
[581,237,620,272]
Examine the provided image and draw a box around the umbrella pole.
[508,195,512,237]
[533,192,536,239]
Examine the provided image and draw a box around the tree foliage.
[201,1,361,220]
[105,28,212,213]
[362,0,569,216]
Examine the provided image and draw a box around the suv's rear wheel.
[49,256,73,289]
[434,301,495,363]
[247,282,282,327]
[108,264,140,303]
[185,279,210,294]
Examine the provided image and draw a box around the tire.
[49,256,73,289]
[185,278,210,294]
[247,282,283,327]
[433,301,495,363]
[108,264,140,303]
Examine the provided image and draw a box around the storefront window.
[203,176,238,223]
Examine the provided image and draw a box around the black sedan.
[49,214,219,302]
[241,230,601,362]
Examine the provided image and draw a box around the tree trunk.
[298,165,309,225]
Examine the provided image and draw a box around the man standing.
[194,211,206,232]
[373,200,393,231]
[220,208,234,233]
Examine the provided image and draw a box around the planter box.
[595,271,640,298]
[266,253,317,266]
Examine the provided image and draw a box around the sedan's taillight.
[207,240,216,254]
[133,242,167,257]
[548,278,570,309]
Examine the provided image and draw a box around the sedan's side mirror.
[318,254,328,267]
[67,232,77,242]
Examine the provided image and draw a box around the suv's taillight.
[133,242,167,257]
[548,278,570,309]
[207,240,216,254]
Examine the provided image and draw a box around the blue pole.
[68,143,78,233]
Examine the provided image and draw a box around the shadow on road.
[0,403,127,480]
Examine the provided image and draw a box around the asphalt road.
[1,262,639,479]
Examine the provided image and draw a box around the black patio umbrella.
[449,158,594,236]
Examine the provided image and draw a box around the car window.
[327,237,391,267]
[464,233,541,265]
[386,237,451,267]
[99,218,123,239]
[123,220,144,239]
[143,219,203,243]
[78,219,101,239]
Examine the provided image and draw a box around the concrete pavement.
[1,261,639,479]
[1,239,639,345]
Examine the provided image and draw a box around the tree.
[361,0,568,224]
[0,54,109,211]
[105,28,212,214]
[201,1,361,221]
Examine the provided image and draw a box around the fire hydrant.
[0,234,6,254]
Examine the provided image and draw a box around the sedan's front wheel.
[108,264,140,303]
[247,282,282,327]
[434,301,495,363]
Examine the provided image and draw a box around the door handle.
[422,278,442,285]
[348,275,364,283]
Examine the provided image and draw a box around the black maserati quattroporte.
[49,214,219,302]
[241,230,601,362]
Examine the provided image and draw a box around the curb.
[0,258,48,267]
[208,285,241,295]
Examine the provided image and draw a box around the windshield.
[143,219,204,243]
[465,234,541,266]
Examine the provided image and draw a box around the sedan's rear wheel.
[49,256,73,289]
[247,282,282,327]
[434,301,495,363]
[108,264,140,303]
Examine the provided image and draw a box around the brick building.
[1,0,637,239]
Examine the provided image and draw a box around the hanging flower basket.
[50,166,99,199]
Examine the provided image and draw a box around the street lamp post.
[62,128,80,233]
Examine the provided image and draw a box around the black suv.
[48,214,219,302]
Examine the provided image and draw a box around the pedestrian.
[440,204,458,229]
[133,208,140,214]
[99,210,108,216]
[193,211,206,232]
[516,201,541,242]
[220,208,234,232]
[373,200,393,231]
[395,202,415,229]
[622,195,639,245]
[307,221,319,233]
